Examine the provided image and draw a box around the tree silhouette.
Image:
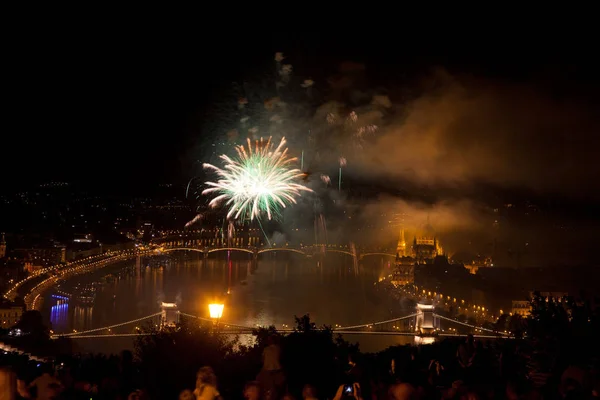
[7,310,56,356]
[494,314,509,332]
[507,314,526,338]
[134,318,242,399]
[527,292,569,341]
[526,291,600,361]
[14,310,49,339]
[133,314,357,399]
[294,314,317,333]
[283,314,355,396]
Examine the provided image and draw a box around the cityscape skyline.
[1,18,598,326]
[0,178,597,270]
[2,17,600,398]
[4,23,598,273]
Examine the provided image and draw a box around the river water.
[41,251,416,353]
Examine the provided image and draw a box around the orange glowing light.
[208,303,224,319]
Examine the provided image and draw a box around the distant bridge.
[155,243,396,261]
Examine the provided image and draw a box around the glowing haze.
[187,54,600,267]
[202,137,312,221]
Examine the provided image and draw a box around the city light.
[208,303,224,320]
[11,231,508,340]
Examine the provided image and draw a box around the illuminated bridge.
[50,303,511,341]
[150,229,398,260]
[152,241,396,261]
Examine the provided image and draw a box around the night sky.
[2,14,600,267]
[4,18,598,190]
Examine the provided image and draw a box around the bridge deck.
[50,311,510,340]
[157,245,395,259]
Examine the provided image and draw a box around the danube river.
[41,251,416,353]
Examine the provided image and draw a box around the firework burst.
[203,137,312,221]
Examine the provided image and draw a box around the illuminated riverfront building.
[464,256,493,274]
[397,228,407,257]
[408,220,443,264]
[392,226,444,285]
[12,245,66,268]
[511,300,531,316]
[511,291,569,316]
[392,229,415,285]
[412,237,443,264]
[0,305,22,328]
[163,226,262,247]
[393,255,415,285]
[532,291,569,300]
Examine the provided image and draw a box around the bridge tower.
[415,302,438,334]
[160,302,179,328]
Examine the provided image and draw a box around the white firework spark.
[203,137,312,221]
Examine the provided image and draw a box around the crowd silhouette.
[1,293,599,399]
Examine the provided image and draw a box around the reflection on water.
[73,306,94,332]
[50,301,95,334]
[43,252,413,352]
[50,301,69,333]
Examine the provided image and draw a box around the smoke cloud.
[192,57,600,267]
[357,72,600,198]
[269,231,287,247]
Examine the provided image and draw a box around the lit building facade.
[532,291,569,301]
[0,306,22,328]
[511,291,570,316]
[412,237,443,264]
[156,226,262,247]
[393,256,415,286]
[511,300,531,316]
[391,227,445,284]
[12,246,66,267]
[464,257,494,275]
[392,229,415,285]
[397,229,408,257]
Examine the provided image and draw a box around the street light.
[208,303,224,331]
[209,303,224,319]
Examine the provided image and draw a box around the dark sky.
[3,16,599,192]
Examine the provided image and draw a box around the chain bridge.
[50,302,511,341]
